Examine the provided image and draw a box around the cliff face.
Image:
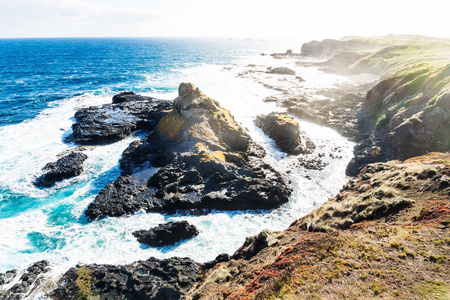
[184,153,450,299]
[318,37,450,175]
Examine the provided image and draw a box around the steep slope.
[301,36,450,175]
[347,40,450,175]
[185,153,450,299]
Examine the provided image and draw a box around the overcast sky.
[1,0,449,40]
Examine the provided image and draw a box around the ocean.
[0,38,356,284]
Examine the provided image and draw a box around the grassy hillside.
[330,36,450,175]
[185,153,450,299]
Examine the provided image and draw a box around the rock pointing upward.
[85,83,291,220]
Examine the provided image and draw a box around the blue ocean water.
[0,38,355,282]
[0,38,275,126]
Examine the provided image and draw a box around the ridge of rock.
[67,93,172,145]
[85,83,291,220]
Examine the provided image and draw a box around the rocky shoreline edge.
[1,35,449,299]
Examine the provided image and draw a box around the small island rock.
[34,151,87,187]
[133,221,199,247]
[255,112,315,155]
[267,67,296,75]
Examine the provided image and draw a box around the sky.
[1,0,449,40]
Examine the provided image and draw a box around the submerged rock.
[50,257,200,300]
[85,83,291,220]
[133,221,199,247]
[255,112,315,155]
[67,92,172,145]
[34,151,88,187]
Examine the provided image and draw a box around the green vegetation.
[75,266,95,299]
[416,281,450,300]
[345,36,450,154]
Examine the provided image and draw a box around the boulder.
[133,221,199,247]
[34,151,88,187]
[255,112,315,155]
[202,253,231,270]
[85,83,291,220]
[67,93,172,145]
[50,257,200,300]
[267,67,296,75]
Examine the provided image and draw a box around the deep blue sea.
[0,38,356,289]
[0,38,281,126]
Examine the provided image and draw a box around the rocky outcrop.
[0,270,16,286]
[85,83,291,220]
[67,92,172,145]
[133,221,199,247]
[347,62,450,175]
[0,261,50,300]
[266,67,296,75]
[34,151,88,187]
[255,112,315,155]
[50,257,200,300]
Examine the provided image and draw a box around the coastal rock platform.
[85,83,291,220]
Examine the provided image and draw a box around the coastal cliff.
[185,153,450,299]
[1,35,448,300]
[300,36,450,175]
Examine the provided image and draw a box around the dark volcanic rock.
[50,257,200,300]
[202,253,231,270]
[112,91,149,104]
[267,67,296,75]
[34,151,88,187]
[85,83,291,220]
[0,269,17,286]
[133,221,199,247]
[67,93,172,145]
[1,261,50,300]
[255,112,315,155]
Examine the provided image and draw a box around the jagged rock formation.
[50,257,200,300]
[34,151,87,187]
[254,112,315,155]
[184,153,450,299]
[0,261,50,300]
[85,83,291,220]
[133,221,199,247]
[67,92,172,145]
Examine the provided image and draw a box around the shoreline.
[1,35,449,299]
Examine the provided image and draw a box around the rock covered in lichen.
[255,112,315,155]
[85,83,291,220]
